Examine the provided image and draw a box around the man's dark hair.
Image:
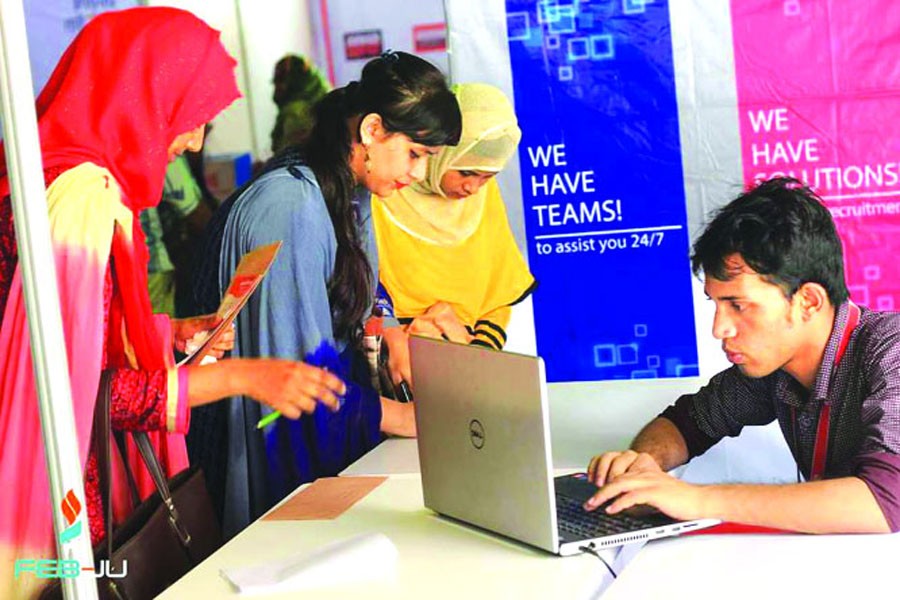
[691,177,849,306]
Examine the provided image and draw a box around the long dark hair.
[304,52,461,343]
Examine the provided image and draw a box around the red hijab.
[1,6,241,369]
[4,6,240,207]
[0,9,241,591]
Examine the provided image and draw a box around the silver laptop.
[410,336,719,556]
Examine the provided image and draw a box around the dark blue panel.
[505,0,698,382]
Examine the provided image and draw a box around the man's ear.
[359,113,384,146]
[795,282,829,320]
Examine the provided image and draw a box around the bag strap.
[92,372,193,553]
[93,371,115,564]
[132,431,192,547]
[112,431,141,506]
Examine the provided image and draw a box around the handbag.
[42,372,223,599]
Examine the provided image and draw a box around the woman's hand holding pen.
[254,359,346,418]
[185,359,346,425]
[235,359,346,418]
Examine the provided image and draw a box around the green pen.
[256,411,281,430]
[255,391,346,429]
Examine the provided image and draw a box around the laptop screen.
[410,336,560,553]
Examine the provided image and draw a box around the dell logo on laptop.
[469,419,485,449]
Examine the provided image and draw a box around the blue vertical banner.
[505,0,698,382]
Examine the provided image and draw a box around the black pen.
[395,380,414,403]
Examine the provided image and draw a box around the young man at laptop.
[584,177,900,534]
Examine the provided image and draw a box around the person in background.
[142,154,211,317]
[584,178,900,535]
[161,152,219,317]
[373,83,535,387]
[185,123,218,203]
[142,203,177,316]
[189,51,461,538]
[270,53,331,154]
[0,9,344,597]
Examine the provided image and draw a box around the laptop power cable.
[579,544,617,579]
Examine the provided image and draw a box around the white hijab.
[379,82,522,245]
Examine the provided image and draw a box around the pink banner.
[731,0,900,310]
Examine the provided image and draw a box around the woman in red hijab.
[0,8,344,597]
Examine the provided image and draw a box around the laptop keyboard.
[556,492,657,538]
[554,474,677,540]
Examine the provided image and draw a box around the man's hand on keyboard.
[581,471,706,522]
[586,450,663,487]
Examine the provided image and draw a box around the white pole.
[233,0,261,159]
[0,2,98,598]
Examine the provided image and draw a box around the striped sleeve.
[471,306,511,350]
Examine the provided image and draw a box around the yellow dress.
[373,178,534,349]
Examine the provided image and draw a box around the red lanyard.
[792,302,860,481]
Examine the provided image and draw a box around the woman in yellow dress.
[373,83,535,385]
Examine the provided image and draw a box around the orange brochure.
[178,241,282,366]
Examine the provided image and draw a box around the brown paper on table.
[263,477,387,521]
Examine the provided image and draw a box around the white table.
[162,438,900,599]
[601,530,900,599]
[159,471,619,599]
[340,437,423,476]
